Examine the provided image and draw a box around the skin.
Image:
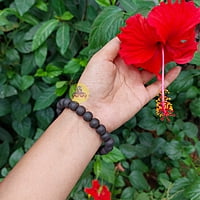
[0,37,181,200]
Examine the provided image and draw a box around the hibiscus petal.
[92,179,101,189]
[118,14,161,65]
[147,0,200,63]
[148,1,200,43]
[101,185,111,200]
[84,179,100,199]
[138,45,162,78]
[165,29,198,63]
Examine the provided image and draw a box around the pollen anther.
[156,89,175,121]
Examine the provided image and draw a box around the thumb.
[96,37,120,61]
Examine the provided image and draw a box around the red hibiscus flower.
[118,0,200,120]
[84,179,111,200]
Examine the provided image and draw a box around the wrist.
[56,98,114,154]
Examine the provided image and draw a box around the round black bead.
[83,112,93,122]
[63,98,71,108]
[96,125,106,135]
[98,146,107,155]
[104,138,114,147]
[76,105,86,116]
[101,132,110,141]
[89,118,100,128]
[104,145,113,152]
[56,108,62,115]
[57,98,65,109]
[69,101,79,111]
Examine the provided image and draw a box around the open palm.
[78,37,181,131]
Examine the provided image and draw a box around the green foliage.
[0,0,199,199]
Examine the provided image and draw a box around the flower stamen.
[156,89,175,121]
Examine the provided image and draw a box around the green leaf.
[186,86,199,99]
[46,64,63,78]
[115,175,125,187]
[24,138,34,152]
[36,107,55,129]
[34,43,47,67]
[56,86,68,97]
[158,174,171,189]
[56,23,70,55]
[73,21,91,33]
[35,0,48,12]
[20,13,39,25]
[56,81,67,88]
[59,11,74,21]
[32,19,59,51]
[10,74,34,91]
[169,71,194,92]
[15,0,35,16]
[34,128,44,140]
[11,99,32,121]
[0,84,17,98]
[89,6,124,52]
[5,48,20,64]
[151,157,166,173]
[190,52,200,65]
[195,0,200,6]
[170,177,190,195]
[35,68,47,77]
[182,122,198,139]
[185,179,200,200]
[19,75,34,91]
[129,170,150,191]
[0,74,6,85]
[9,148,24,168]
[164,140,182,160]
[0,16,10,26]
[138,117,157,130]
[120,187,135,199]
[50,0,65,16]
[63,58,81,74]
[119,144,136,159]
[130,159,149,173]
[1,167,9,177]
[12,31,33,54]
[102,147,125,163]
[135,192,150,200]
[12,118,32,138]
[134,0,155,16]
[33,86,57,111]
[156,123,167,135]
[18,90,31,104]
[170,168,182,181]
[0,127,13,143]
[0,99,11,116]
[93,156,102,178]
[190,98,200,117]
[95,0,111,7]
[119,0,137,14]
[0,141,9,168]
[98,160,115,184]
[21,54,37,75]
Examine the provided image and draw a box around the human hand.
[76,37,181,132]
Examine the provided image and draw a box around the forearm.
[0,109,101,200]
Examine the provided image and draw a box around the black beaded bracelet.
[56,98,114,155]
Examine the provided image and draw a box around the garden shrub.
[0,0,200,199]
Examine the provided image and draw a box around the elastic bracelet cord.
[56,98,114,155]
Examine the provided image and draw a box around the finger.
[146,66,181,100]
[95,37,121,61]
[141,70,155,84]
